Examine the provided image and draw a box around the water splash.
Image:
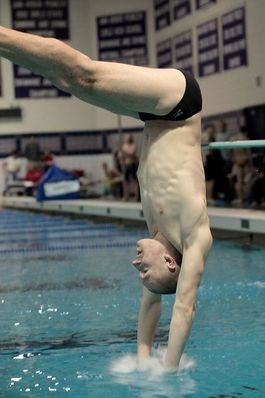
[250,281,265,289]
[109,347,197,397]
[237,281,265,289]
[110,347,195,375]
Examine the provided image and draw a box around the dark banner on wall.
[173,0,191,21]
[197,18,220,77]
[195,0,216,10]
[157,39,172,68]
[11,0,69,38]
[11,0,70,99]
[222,7,247,70]
[154,0,171,31]
[174,30,193,74]
[13,64,71,99]
[97,11,148,66]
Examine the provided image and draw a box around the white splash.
[109,348,197,397]
[253,281,265,289]
[237,281,265,289]
[110,347,195,376]
[251,281,265,288]
[13,354,25,360]
[10,377,22,382]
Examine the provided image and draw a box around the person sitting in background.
[2,150,21,195]
[215,120,230,142]
[102,162,123,199]
[24,166,43,196]
[121,134,139,201]
[41,150,55,172]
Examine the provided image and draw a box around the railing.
[201,139,265,150]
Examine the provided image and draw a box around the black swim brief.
[138,69,202,122]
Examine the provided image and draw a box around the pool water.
[0,209,264,397]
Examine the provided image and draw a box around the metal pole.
[201,139,265,150]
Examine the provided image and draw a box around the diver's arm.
[164,225,212,372]
[0,26,85,91]
[137,287,162,360]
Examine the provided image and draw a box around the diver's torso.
[138,114,207,251]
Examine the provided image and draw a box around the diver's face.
[132,239,170,291]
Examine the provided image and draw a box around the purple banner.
[222,7,247,70]
[14,65,70,99]
[157,39,172,68]
[195,0,216,10]
[174,30,193,74]
[197,18,220,77]
[154,0,171,31]
[11,0,69,38]
[11,0,70,99]
[173,0,191,21]
[97,11,148,66]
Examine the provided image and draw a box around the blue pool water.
[0,209,264,397]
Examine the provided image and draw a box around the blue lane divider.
[0,219,113,227]
[0,213,65,219]
[0,231,147,245]
[0,218,98,225]
[0,220,93,228]
[0,241,136,255]
[0,224,119,236]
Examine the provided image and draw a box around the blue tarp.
[36,165,80,202]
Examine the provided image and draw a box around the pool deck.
[0,195,265,235]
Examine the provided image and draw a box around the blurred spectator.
[25,136,41,171]
[41,150,55,172]
[24,166,43,196]
[2,150,21,194]
[250,153,265,209]
[230,126,253,206]
[215,120,231,142]
[202,123,216,143]
[102,162,123,199]
[202,124,232,205]
[215,120,233,169]
[113,148,123,174]
[211,150,234,204]
[121,134,139,201]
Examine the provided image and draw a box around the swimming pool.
[0,209,264,397]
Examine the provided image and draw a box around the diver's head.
[132,239,181,294]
